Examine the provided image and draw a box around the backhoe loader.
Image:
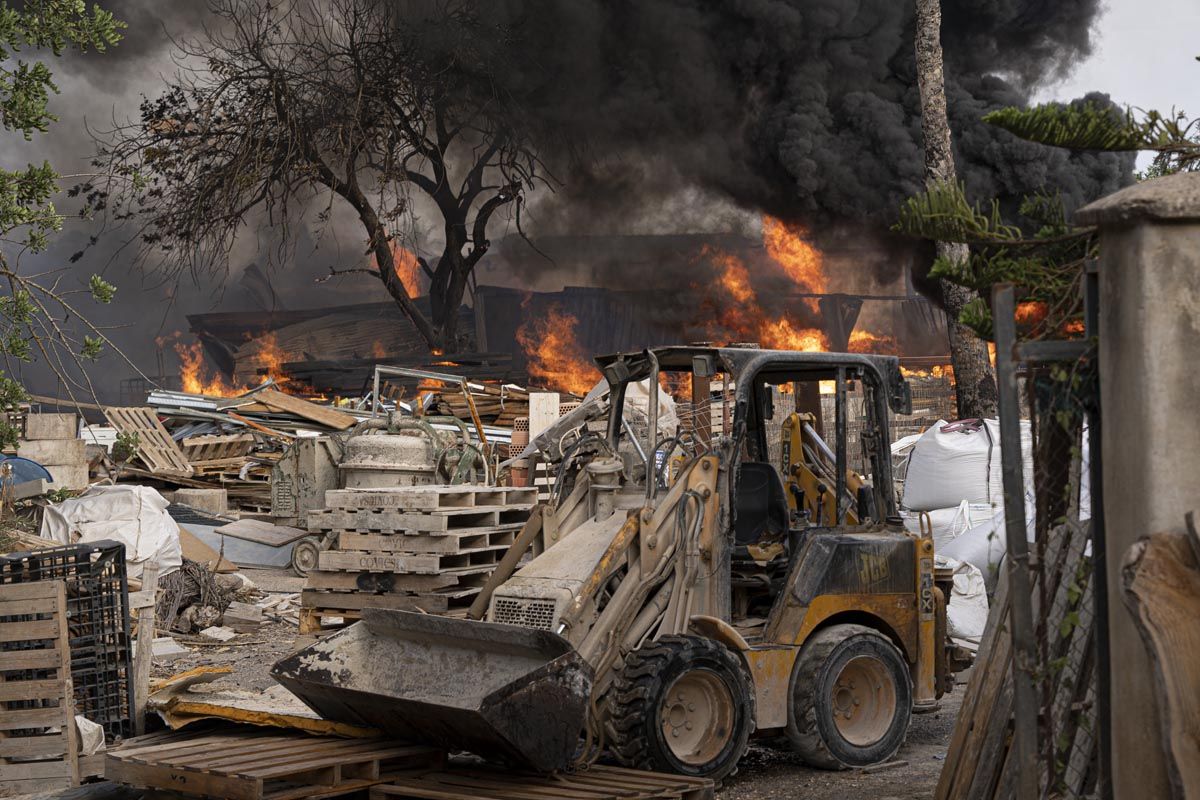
[274,346,969,781]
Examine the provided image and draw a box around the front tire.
[610,635,754,782]
[786,623,912,769]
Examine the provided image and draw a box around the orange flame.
[175,331,293,397]
[372,242,423,298]
[702,243,829,351]
[515,303,598,395]
[848,330,900,355]
[763,216,825,313]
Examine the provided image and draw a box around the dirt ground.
[20,566,965,799]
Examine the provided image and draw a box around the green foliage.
[112,430,138,463]
[0,373,27,449]
[0,2,126,399]
[985,102,1199,172]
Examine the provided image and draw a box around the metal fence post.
[991,283,1040,799]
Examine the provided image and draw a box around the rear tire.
[610,635,754,782]
[290,536,322,577]
[786,623,911,769]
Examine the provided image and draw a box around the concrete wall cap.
[1076,171,1200,226]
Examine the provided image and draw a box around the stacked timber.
[433,383,529,427]
[299,485,537,633]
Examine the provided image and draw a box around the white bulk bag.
[936,555,990,650]
[40,485,182,578]
[902,500,997,551]
[902,420,996,510]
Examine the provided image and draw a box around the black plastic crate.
[0,540,134,739]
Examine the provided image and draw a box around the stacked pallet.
[300,485,537,633]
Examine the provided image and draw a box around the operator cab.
[596,346,912,637]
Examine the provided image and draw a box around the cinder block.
[17,438,85,466]
[46,464,90,491]
[23,413,78,440]
[174,488,228,515]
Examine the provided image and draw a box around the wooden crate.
[370,762,713,800]
[105,727,442,800]
[0,580,79,795]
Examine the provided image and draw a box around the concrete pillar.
[1076,171,1200,800]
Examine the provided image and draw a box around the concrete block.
[23,413,78,441]
[16,438,85,466]
[46,464,89,491]
[174,488,228,515]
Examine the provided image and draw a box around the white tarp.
[40,485,181,578]
[937,555,989,650]
[901,418,1033,512]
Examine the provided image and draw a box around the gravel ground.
[719,690,962,799]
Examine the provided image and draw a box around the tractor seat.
[733,462,789,546]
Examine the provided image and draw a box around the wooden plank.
[105,757,261,800]
[0,594,59,616]
[0,678,64,702]
[0,580,63,601]
[0,732,67,759]
[0,618,59,642]
[103,406,193,476]
[133,562,159,736]
[253,389,358,430]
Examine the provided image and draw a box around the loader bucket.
[271,608,593,772]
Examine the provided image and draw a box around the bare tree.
[913,0,998,418]
[91,0,550,352]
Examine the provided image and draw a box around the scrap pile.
[429,382,530,427]
[300,485,537,633]
[105,385,361,514]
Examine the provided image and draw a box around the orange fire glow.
[848,330,900,355]
[515,303,598,395]
[763,216,826,313]
[371,242,423,298]
[175,331,292,397]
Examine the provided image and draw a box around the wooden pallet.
[105,727,442,800]
[370,763,713,800]
[301,586,478,615]
[336,527,518,555]
[305,569,490,594]
[105,406,194,477]
[308,506,532,534]
[0,580,79,795]
[317,547,505,575]
[182,433,256,465]
[325,486,537,511]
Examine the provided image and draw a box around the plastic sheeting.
[41,485,182,578]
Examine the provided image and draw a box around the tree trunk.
[913,0,998,419]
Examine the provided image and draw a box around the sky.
[1035,0,1200,166]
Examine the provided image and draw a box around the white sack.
[902,501,997,551]
[75,715,105,756]
[902,418,1032,512]
[936,555,989,650]
[40,485,181,578]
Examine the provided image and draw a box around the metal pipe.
[646,351,661,502]
[992,283,1040,800]
[1084,258,1111,800]
[834,367,847,525]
